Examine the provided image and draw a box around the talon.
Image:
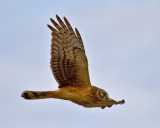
[119,99,125,104]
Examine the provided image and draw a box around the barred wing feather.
[48,15,91,88]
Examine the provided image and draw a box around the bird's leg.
[118,99,125,104]
[105,98,125,108]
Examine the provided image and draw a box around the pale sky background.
[0,0,160,128]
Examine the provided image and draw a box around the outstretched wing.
[47,15,91,88]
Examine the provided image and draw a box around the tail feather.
[21,91,56,100]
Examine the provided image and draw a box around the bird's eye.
[101,92,106,97]
[100,92,105,96]
[100,91,109,100]
[97,90,108,99]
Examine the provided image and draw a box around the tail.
[21,90,57,100]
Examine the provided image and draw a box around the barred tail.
[21,90,57,100]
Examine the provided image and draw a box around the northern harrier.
[21,15,125,109]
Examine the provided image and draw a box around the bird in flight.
[21,15,125,109]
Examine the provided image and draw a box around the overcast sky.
[0,0,160,128]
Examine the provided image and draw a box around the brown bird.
[21,15,125,109]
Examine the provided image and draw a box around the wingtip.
[56,14,59,18]
[50,18,53,21]
[47,24,52,29]
[75,27,79,33]
[63,16,67,22]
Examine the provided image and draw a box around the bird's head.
[96,88,125,109]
